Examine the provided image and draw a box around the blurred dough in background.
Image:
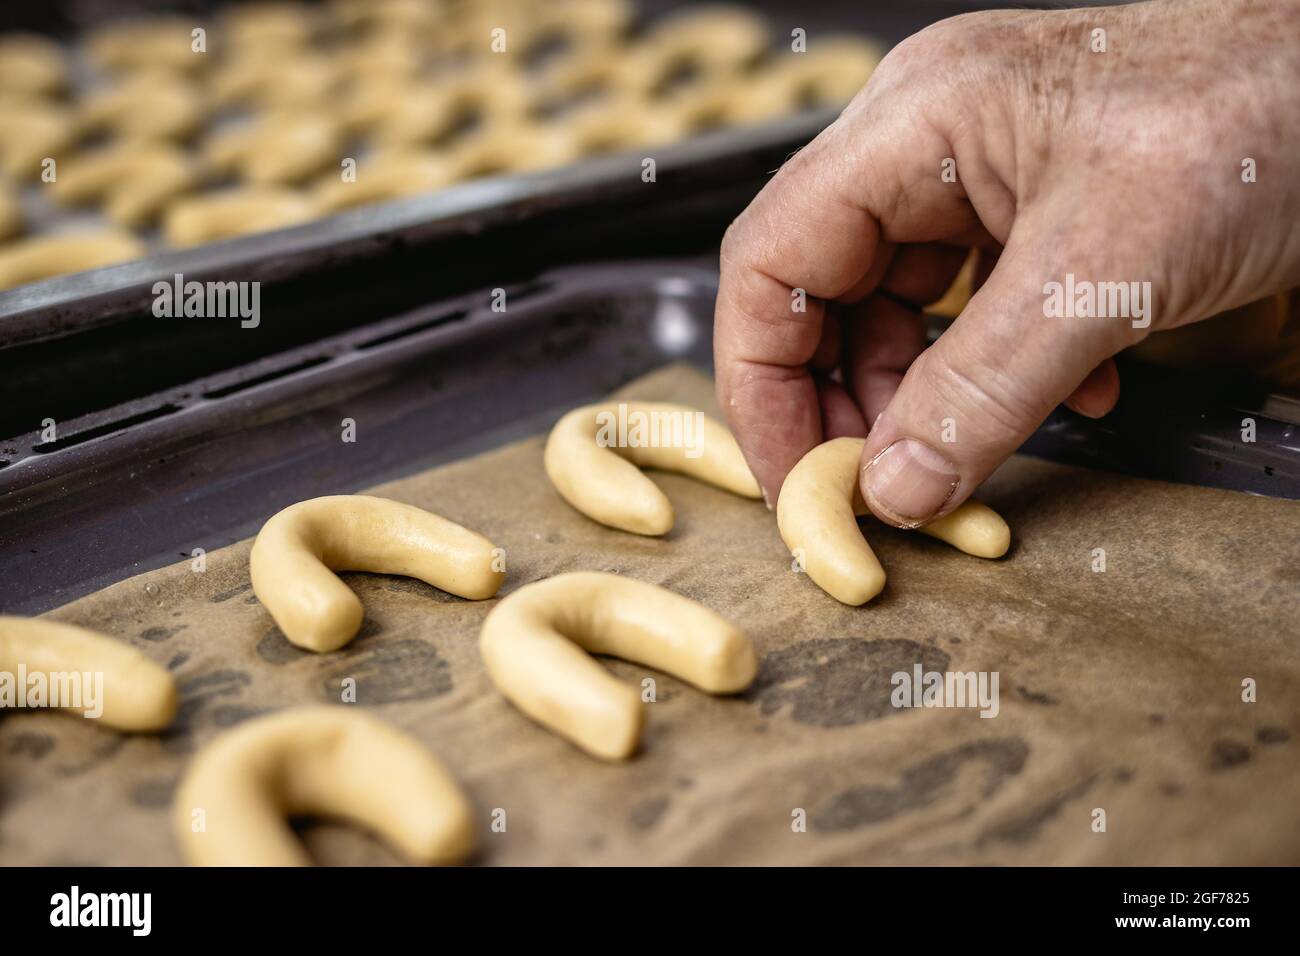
[0,32,68,95]
[163,185,318,247]
[51,141,198,228]
[0,0,891,293]
[0,103,78,179]
[85,15,208,75]
[0,230,145,290]
[0,0,1293,386]
[0,180,24,241]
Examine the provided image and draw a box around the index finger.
[713,122,885,506]
[713,79,985,503]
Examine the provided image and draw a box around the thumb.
[858,238,1140,527]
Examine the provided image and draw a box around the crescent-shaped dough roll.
[173,707,474,866]
[777,438,888,606]
[0,33,67,96]
[51,142,197,228]
[162,187,318,247]
[480,572,758,760]
[250,495,504,653]
[777,438,1010,605]
[543,401,762,535]
[0,230,146,291]
[0,617,177,731]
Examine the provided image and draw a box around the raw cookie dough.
[162,186,318,247]
[0,230,146,291]
[544,400,762,535]
[0,103,78,179]
[51,142,197,228]
[312,149,455,214]
[480,571,758,760]
[778,437,1010,605]
[173,706,474,866]
[0,33,68,96]
[202,113,341,185]
[249,494,504,652]
[0,616,177,731]
[78,74,207,141]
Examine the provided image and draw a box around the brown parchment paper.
[3,363,1299,866]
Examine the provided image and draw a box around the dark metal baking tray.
[0,0,1080,345]
[0,108,834,437]
[3,257,1298,616]
[0,0,1105,432]
[0,260,721,613]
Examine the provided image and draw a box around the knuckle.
[922,344,1042,446]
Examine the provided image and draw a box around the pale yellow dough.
[209,52,337,110]
[0,616,177,731]
[312,150,455,214]
[0,34,67,96]
[543,401,762,535]
[250,495,504,652]
[202,114,340,185]
[0,230,146,291]
[643,6,770,74]
[78,75,207,141]
[162,187,318,247]
[777,437,1011,605]
[85,17,207,75]
[480,571,758,760]
[51,142,196,228]
[173,707,475,867]
[0,104,78,180]
[0,183,22,242]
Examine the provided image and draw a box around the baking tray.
[0,0,1089,343]
[0,108,837,437]
[0,0,1104,429]
[3,257,1299,617]
[0,260,721,613]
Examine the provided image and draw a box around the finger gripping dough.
[250,495,504,652]
[173,707,474,866]
[777,438,1010,605]
[0,617,177,731]
[777,438,888,606]
[544,401,762,535]
[480,572,758,760]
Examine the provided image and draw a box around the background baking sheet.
[3,364,1297,865]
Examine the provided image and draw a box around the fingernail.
[862,439,959,527]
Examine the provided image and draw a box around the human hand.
[714,0,1300,526]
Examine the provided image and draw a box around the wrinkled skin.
[715,0,1300,526]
